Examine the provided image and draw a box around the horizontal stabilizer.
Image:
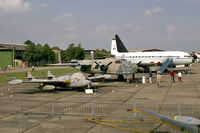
[27,72,34,80]
[87,75,111,80]
[47,71,55,78]
[8,79,23,84]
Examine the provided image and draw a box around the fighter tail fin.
[47,71,55,79]
[27,72,34,80]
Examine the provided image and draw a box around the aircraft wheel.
[132,73,135,80]
[39,83,44,89]
[54,86,58,91]
[117,75,124,81]
[87,84,91,89]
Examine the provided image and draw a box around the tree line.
[23,40,86,66]
[23,40,110,66]
[23,40,57,66]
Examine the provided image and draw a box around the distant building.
[0,43,27,68]
[52,49,62,64]
[84,50,95,59]
[129,49,165,52]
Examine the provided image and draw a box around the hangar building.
[0,43,27,68]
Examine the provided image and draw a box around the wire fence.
[0,97,199,119]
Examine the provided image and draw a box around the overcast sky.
[0,0,200,51]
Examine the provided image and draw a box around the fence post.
[91,103,94,116]
[18,97,21,112]
[52,101,55,114]
[134,103,137,117]
[178,104,181,116]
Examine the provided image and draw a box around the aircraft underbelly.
[173,58,193,65]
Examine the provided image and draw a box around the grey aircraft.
[127,109,200,133]
[54,58,137,82]
[8,71,96,90]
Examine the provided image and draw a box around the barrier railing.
[0,97,199,119]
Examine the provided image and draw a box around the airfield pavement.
[0,63,200,133]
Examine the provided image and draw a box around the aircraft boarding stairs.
[157,58,173,73]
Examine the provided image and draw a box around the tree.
[23,41,37,62]
[24,40,34,45]
[23,40,56,66]
[62,43,85,61]
[35,43,43,61]
[94,49,110,59]
[74,44,85,60]
[52,46,60,50]
[41,43,56,64]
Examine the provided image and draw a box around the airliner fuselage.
[114,51,193,67]
[111,35,193,67]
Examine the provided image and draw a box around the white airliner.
[111,35,193,68]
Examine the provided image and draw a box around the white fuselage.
[111,39,193,67]
[114,51,193,66]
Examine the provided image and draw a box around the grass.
[0,68,78,83]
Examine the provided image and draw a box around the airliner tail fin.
[111,34,128,56]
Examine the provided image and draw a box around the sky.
[0,0,200,52]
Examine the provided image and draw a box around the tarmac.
[0,63,200,133]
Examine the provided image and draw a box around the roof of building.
[0,43,27,50]
[129,49,165,52]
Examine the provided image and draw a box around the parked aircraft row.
[48,34,194,82]
[10,34,195,91]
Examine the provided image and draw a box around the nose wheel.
[87,84,91,89]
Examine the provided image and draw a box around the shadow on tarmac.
[154,131,172,133]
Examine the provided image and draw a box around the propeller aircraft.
[64,58,136,81]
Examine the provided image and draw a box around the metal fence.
[0,97,199,119]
